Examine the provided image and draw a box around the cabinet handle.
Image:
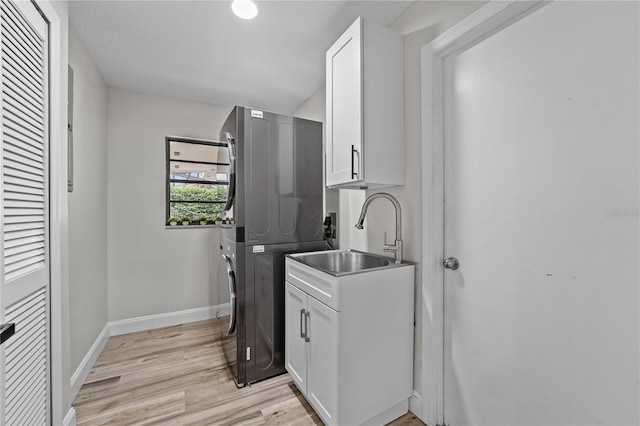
[300,309,306,339]
[351,145,358,179]
[305,311,310,342]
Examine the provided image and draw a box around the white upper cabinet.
[326,17,404,189]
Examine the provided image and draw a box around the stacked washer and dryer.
[217,106,327,387]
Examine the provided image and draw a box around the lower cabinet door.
[307,295,339,425]
[285,282,307,392]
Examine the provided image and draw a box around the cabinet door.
[285,283,307,392]
[326,17,362,187]
[307,296,339,425]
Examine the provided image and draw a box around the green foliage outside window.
[169,186,228,220]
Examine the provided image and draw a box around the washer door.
[221,254,236,336]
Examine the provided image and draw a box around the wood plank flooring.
[72,318,425,425]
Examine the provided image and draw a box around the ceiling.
[69,1,413,115]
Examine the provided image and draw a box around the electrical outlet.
[324,212,337,239]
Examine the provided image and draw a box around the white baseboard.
[109,303,230,336]
[70,324,110,402]
[70,304,229,403]
[367,399,409,425]
[63,407,76,426]
[409,390,424,421]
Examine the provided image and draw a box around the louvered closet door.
[0,0,50,425]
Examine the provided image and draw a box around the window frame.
[165,136,230,223]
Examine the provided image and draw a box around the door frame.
[418,2,547,424]
[32,1,67,424]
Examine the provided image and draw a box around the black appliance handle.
[222,132,236,212]
[222,255,236,335]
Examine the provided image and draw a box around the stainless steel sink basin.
[288,249,404,276]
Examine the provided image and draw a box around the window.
[166,137,230,223]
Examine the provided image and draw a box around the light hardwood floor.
[73,318,425,425]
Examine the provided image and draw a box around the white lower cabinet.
[286,283,339,422]
[285,282,308,391]
[285,257,415,426]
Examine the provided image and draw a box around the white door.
[285,282,307,392]
[326,18,362,186]
[443,2,638,425]
[306,296,338,426]
[0,0,51,424]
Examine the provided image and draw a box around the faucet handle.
[383,232,395,252]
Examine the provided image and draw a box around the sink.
[288,249,404,276]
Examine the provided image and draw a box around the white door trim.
[32,1,67,425]
[419,2,548,424]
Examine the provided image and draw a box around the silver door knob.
[443,257,459,270]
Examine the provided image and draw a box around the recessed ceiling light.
[231,0,258,20]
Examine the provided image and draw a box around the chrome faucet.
[355,192,403,263]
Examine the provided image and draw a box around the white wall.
[338,189,367,250]
[107,89,232,321]
[68,26,109,375]
[386,1,485,394]
[292,85,325,123]
[294,1,485,396]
